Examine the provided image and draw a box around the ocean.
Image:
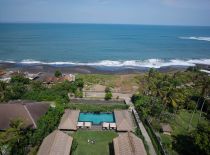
[0,23,210,69]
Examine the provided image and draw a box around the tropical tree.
[0,119,27,154]
[191,122,210,155]
[0,81,7,102]
[54,70,62,77]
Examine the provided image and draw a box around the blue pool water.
[78,112,115,125]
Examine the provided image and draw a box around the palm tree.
[0,81,7,102]
[0,120,25,154]
[188,73,210,130]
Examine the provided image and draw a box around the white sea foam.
[1,58,209,69]
[180,36,210,42]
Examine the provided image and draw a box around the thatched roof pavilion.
[58,109,80,131]
[0,101,50,130]
[161,123,172,135]
[37,130,73,155]
[114,110,134,131]
[113,132,147,155]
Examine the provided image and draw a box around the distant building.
[42,74,75,84]
[0,101,50,131]
[63,74,75,82]
[24,72,41,80]
[0,70,5,76]
[113,132,147,155]
[37,130,73,155]
[161,123,172,135]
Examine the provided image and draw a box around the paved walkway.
[125,97,157,155]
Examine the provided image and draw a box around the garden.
[71,131,117,155]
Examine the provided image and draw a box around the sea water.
[0,23,210,68]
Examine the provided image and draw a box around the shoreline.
[0,62,191,74]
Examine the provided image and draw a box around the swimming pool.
[78,112,115,125]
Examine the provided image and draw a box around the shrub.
[71,139,78,153]
[54,70,62,77]
[105,92,112,100]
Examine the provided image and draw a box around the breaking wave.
[180,36,210,42]
[1,59,210,69]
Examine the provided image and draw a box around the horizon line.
[0,21,210,27]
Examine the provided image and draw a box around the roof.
[37,130,73,155]
[113,132,147,155]
[161,123,172,133]
[58,109,80,130]
[0,102,50,130]
[114,110,133,131]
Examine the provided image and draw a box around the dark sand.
[0,62,190,74]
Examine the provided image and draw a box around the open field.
[160,109,208,155]
[72,131,118,155]
[77,74,143,93]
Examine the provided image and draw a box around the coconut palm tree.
[0,81,7,102]
[188,73,210,130]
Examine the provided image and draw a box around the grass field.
[77,74,142,93]
[170,109,206,135]
[159,109,207,155]
[72,131,118,155]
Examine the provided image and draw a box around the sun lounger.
[102,122,109,129]
[77,122,84,128]
[109,123,117,129]
[84,122,92,128]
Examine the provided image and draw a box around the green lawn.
[170,109,206,135]
[159,109,208,155]
[72,131,118,155]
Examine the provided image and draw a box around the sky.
[0,0,210,26]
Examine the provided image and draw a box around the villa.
[37,108,145,155]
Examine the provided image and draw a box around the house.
[42,74,75,84]
[114,110,134,131]
[0,70,5,76]
[113,132,147,155]
[58,109,80,131]
[37,130,73,155]
[24,72,41,80]
[0,101,50,131]
[63,74,75,82]
[161,123,172,135]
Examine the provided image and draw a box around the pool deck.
[78,124,116,131]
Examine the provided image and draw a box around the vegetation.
[0,74,84,154]
[30,106,64,146]
[67,103,128,112]
[0,120,28,154]
[54,70,62,77]
[0,105,64,155]
[72,131,117,155]
[0,74,84,103]
[133,68,210,155]
[105,87,112,100]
